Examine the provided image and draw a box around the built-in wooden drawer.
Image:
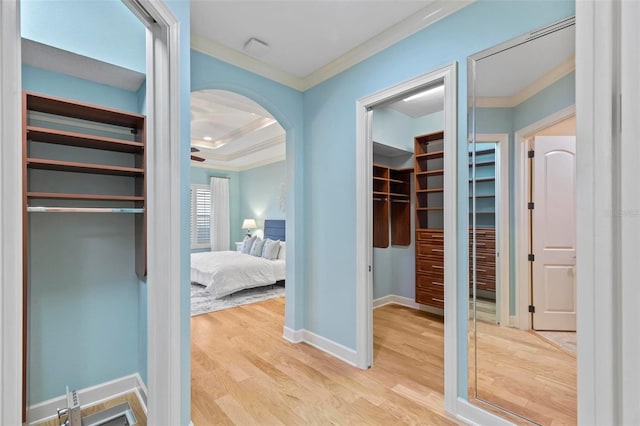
[416,273,444,291]
[416,242,444,258]
[416,257,444,276]
[417,230,444,243]
[416,289,444,309]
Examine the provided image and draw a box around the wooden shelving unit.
[372,164,412,248]
[469,146,497,299]
[414,131,445,310]
[22,91,146,418]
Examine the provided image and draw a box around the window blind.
[190,185,211,248]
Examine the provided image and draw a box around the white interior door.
[532,136,576,331]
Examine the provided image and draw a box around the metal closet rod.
[27,206,144,214]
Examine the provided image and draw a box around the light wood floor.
[469,321,577,425]
[191,299,459,425]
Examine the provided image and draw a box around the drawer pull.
[432,281,444,286]
[432,248,444,253]
[432,298,444,303]
[431,265,444,270]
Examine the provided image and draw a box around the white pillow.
[250,238,266,257]
[262,239,281,260]
[277,241,286,260]
[240,235,256,254]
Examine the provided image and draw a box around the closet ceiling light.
[244,37,270,58]
[403,85,444,102]
[203,136,212,141]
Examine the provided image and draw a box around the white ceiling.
[475,24,575,98]
[190,1,435,78]
[387,84,444,118]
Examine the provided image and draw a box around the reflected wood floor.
[469,321,577,425]
[191,299,460,425]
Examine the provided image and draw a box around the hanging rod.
[391,199,411,203]
[373,197,387,201]
[27,206,144,214]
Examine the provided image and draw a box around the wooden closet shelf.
[417,207,444,211]
[26,91,145,129]
[416,150,444,159]
[388,178,404,183]
[373,176,388,181]
[26,126,144,153]
[27,192,144,201]
[27,158,144,177]
[416,169,444,176]
[373,191,388,196]
[389,192,409,198]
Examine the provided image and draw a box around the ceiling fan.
[191,147,205,162]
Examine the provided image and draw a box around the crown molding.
[191,33,306,91]
[191,0,475,92]
[476,56,575,108]
[191,154,286,172]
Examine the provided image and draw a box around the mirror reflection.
[469,17,577,424]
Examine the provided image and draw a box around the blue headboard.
[264,220,285,241]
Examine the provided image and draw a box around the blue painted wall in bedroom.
[302,0,574,398]
[23,67,142,404]
[474,71,575,316]
[191,50,304,336]
[21,0,146,73]
[190,167,241,250]
[239,161,287,233]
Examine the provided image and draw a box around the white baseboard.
[509,315,518,328]
[455,397,515,426]
[28,373,147,425]
[282,327,357,367]
[373,294,444,316]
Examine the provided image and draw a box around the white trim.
[191,154,286,172]
[513,104,575,330]
[126,1,183,424]
[282,328,357,367]
[475,133,509,326]
[27,374,147,425]
[191,1,474,92]
[575,2,616,423]
[0,1,23,424]
[372,295,445,316]
[355,62,458,413]
[455,398,515,426]
[476,56,575,108]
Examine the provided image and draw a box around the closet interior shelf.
[26,126,144,153]
[27,206,144,214]
[27,158,144,176]
[27,192,144,201]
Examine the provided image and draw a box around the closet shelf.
[389,192,409,198]
[27,206,144,214]
[416,188,444,193]
[27,192,144,201]
[416,150,444,159]
[388,178,404,183]
[416,169,444,176]
[27,158,144,177]
[417,207,444,211]
[26,126,144,153]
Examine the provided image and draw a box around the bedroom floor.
[191,300,459,425]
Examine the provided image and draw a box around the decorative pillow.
[277,241,286,260]
[262,239,281,260]
[250,238,266,257]
[240,235,256,254]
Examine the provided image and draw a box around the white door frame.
[0,1,183,424]
[475,133,509,327]
[514,104,575,330]
[355,62,458,411]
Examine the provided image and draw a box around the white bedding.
[191,250,285,299]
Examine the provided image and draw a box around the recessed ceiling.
[387,84,444,118]
[191,1,438,78]
[191,90,285,171]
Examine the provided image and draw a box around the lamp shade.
[241,219,257,229]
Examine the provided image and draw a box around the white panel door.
[532,136,577,331]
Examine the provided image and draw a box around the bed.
[190,220,285,299]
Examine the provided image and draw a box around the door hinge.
[528,202,534,210]
[528,150,535,158]
[368,265,372,272]
[528,305,536,313]
[528,254,535,262]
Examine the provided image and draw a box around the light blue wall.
[475,72,575,314]
[23,67,142,403]
[302,0,574,399]
[190,167,241,250]
[21,0,145,73]
[239,161,287,233]
[191,50,305,336]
